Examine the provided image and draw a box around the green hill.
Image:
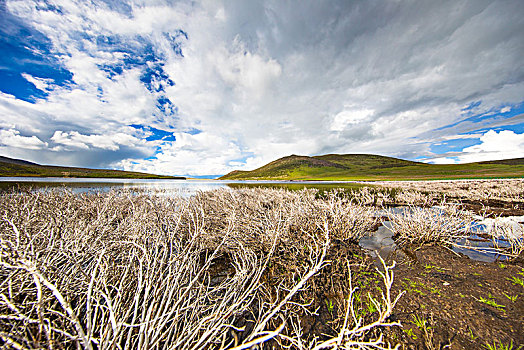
[219,154,524,181]
[0,156,184,179]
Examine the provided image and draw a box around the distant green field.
[0,156,183,179]
[219,154,524,181]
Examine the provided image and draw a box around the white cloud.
[118,131,243,176]
[428,129,524,164]
[331,109,374,132]
[21,74,54,92]
[441,133,483,141]
[456,130,524,162]
[1,0,523,175]
[0,129,47,150]
[214,38,282,98]
[425,157,459,165]
[51,130,145,151]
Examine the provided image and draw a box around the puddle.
[476,215,524,240]
[359,221,397,261]
[452,234,519,262]
[454,215,523,262]
[360,214,523,263]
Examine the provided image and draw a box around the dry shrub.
[393,190,436,207]
[348,187,392,207]
[473,216,524,258]
[386,200,524,258]
[348,187,437,208]
[386,204,474,246]
[373,179,524,203]
[0,188,398,349]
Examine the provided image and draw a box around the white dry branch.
[281,255,404,350]
[453,215,524,258]
[0,188,394,349]
[373,179,524,204]
[385,204,473,246]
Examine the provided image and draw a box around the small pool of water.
[452,235,517,262]
[359,221,396,261]
[359,217,523,263]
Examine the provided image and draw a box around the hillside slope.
[0,156,184,179]
[219,154,524,181]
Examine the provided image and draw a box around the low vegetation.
[1,185,522,348]
[385,205,475,246]
[0,188,399,349]
[372,179,524,204]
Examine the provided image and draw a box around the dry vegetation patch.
[0,188,401,349]
[1,185,522,349]
[371,179,524,215]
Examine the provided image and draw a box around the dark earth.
[225,237,523,349]
[308,243,523,349]
[257,196,524,349]
[460,199,524,217]
[383,245,523,349]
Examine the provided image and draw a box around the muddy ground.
[460,198,524,217]
[382,245,524,349]
[231,236,522,349]
[295,243,524,349]
[358,198,524,350]
[236,199,524,349]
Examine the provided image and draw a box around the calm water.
[0,177,368,196]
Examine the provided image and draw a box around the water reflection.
[361,213,522,263]
[359,221,396,261]
[0,177,368,196]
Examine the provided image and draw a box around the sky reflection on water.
[0,177,368,196]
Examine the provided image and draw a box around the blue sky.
[0,0,523,177]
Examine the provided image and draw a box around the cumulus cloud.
[118,131,244,176]
[0,0,523,175]
[459,130,524,162]
[427,130,524,164]
[0,129,47,150]
[331,109,375,132]
[51,131,144,151]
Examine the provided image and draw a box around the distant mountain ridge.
[219,154,524,181]
[0,156,184,179]
[0,156,39,167]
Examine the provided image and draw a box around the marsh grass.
[0,188,401,349]
[2,184,520,349]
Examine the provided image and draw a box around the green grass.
[503,293,518,302]
[484,340,522,350]
[507,276,524,288]
[0,156,183,179]
[219,154,524,181]
[475,294,505,312]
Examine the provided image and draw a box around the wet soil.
[222,239,523,349]
[382,245,524,349]
[458,198,524,217]
[209,200,524,348]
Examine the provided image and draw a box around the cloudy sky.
[1,0,523,177]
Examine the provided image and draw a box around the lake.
[0,177,369,196]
